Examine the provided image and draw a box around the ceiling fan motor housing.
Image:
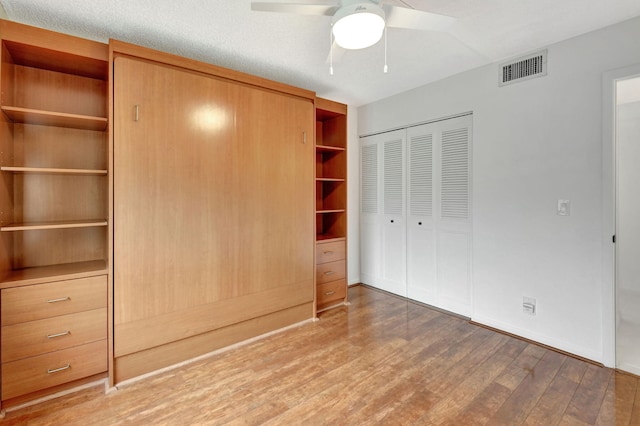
[332,2,386,49]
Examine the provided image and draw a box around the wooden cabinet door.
[113,56,314,358]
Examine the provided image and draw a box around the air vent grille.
[499,49,547,86]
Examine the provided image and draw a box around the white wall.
[357,16,640,363]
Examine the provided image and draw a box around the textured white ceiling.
[1,0,639,106]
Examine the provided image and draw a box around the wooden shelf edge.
[316,177,345,182]
[1,105,108,130]
[316,209,346,214]
[0,260,108,289]
[1,219,108,232]
[316,144,346,152]
[316,235,346,242]
[1,166,108,175]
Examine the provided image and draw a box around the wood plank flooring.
[2,285,639,425]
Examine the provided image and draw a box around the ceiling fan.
[250,0,456,51]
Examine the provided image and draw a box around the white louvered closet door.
[359,129,406,295]
[407,124,436,304]
[435,115,472,316]
[381,131,407,296]
[360,139,381,287]
[360,114,471,314]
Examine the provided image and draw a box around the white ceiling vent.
[499,49,547,87]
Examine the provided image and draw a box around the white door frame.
[601,63,640,368]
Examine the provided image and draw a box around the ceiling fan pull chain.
[384,26,388,73]
[330,27,335,75]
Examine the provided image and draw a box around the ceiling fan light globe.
[332,4,385,50]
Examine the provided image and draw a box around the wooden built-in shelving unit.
[0,19,109,408]
[315,98,348,312]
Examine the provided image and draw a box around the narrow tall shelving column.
[0,20,109,410]
[315,98,348,313]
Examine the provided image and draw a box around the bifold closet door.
[360,129,406,296]
[360,114,472,316]
[435,116,472,315]
[406,124,436,304]
[113,56,314,363]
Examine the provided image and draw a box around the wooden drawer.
[316,240,346,264]
[316,260,346,284]
[2,308,107,363]
[1,339,107,400]
[316,279,347,306]
[1,275,106,326]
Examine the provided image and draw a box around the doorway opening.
[615,74,640,375]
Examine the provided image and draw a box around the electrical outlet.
[523,297,536,315]
[557,199,571,216]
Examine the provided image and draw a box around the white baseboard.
[472,314,602,363]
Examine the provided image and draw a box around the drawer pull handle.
[47,364,71,374]
[324,291,335,296]
[47,297,70,303]
[47,331,71,339]
[323,251,334,255]
[324,271,335,275]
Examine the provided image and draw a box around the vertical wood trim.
[107,41,115,389]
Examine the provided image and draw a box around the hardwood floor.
[2,285,638,425]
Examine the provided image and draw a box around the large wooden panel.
[113,56,314,363]
[114,302,311,383]
[114,283,311,357]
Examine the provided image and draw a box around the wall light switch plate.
[523,296,536,315]
[557,199,571,216]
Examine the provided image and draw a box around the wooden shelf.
[1,166,107,175]
[316,144,345,152]
[316,177,345,182]
[0,260,107,289]
[1,219,108,232]
[1,105,108,130]
[316,209,346,214]
[316,234,346,242]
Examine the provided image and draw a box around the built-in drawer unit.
[0,275,107,401]
[315,240,347,311]
[315,240,346,264]
[1,275,106,326]
[316,259,346,285]
[1,339,107,400]
[316,279,347,306]
[2,308,107,363]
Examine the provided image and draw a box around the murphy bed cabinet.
[0,20,110,409]
[111,41,316,382]
[315,99,348,312]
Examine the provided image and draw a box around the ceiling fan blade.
[383,5,455,31]
[251,2,339,16]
